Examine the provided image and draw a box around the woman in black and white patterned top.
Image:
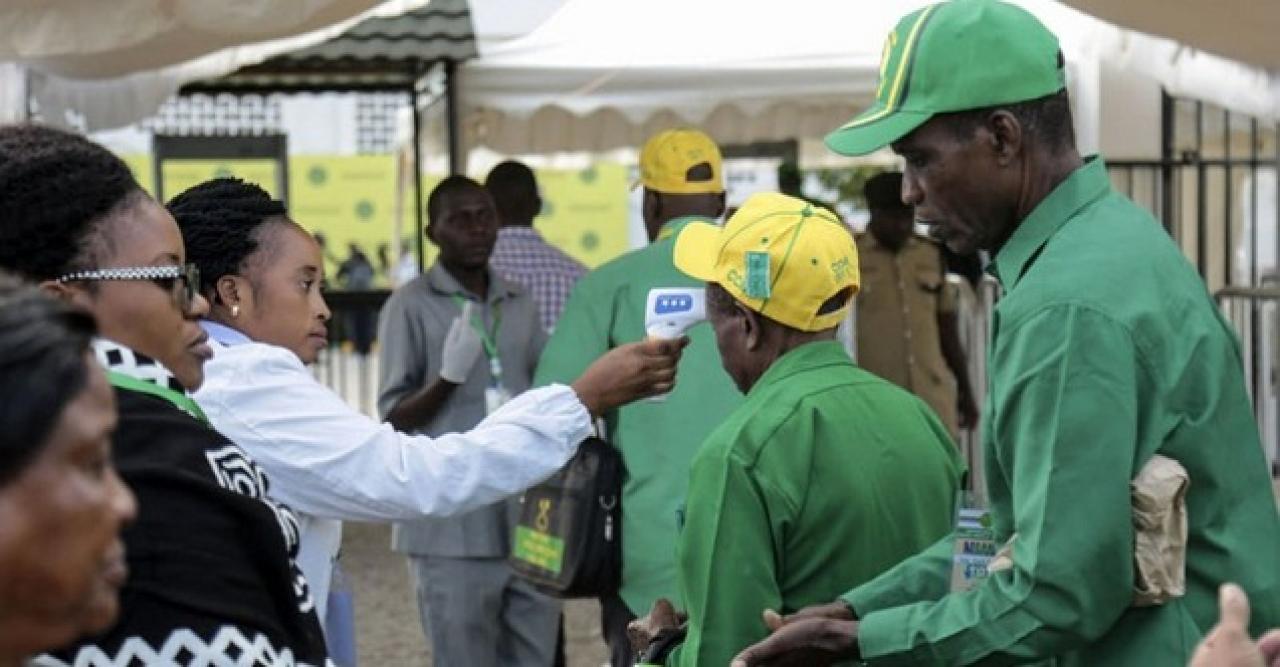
[0,124,329,667]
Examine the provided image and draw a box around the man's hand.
[627,598,686,655]
[761,601,855,632]
[730,618,860,667]
[571,337,688,416]
[1190,583,1280,667]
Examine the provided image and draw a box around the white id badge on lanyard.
[485,386,511,415]
[484,356,510,415]
[950,491,997,593]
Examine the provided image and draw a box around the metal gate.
[1107,92,1280,473]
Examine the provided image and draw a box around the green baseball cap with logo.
[826,0,1066,157]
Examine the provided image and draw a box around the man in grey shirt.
[378,175,558,666]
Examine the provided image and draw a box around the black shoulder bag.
[510,432,624,598]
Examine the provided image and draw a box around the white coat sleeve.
[195,344,591,521]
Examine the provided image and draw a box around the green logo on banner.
[579,166,598,184]
[214,165,234,179]
[355,199,375,221]
[513,526,564,574]
[308,165,328,186]
[580,231,600,252]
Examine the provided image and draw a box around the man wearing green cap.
[733,1,1280,666]
[626,192,963,667]
[534,128,744,666]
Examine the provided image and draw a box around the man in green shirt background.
[627,192,964,666]
[533,127,743,666]
[734,1,1280,665]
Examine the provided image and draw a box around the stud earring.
[231,304,241,318]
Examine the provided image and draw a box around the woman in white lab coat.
[166,178,682,642]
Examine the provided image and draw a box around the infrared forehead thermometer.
[645,288,706,340]
[643,288,705,401]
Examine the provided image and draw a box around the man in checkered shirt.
[486,161,587,333]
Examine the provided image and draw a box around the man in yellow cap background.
[534,127,743,666]
[734,1,1280,665]
[626,192,963,667]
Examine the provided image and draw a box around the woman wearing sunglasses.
[166,178,683,643]
[0,124,330,665]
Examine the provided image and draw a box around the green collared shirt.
[665,341,962,667]
[534,216,744,614]
[845,158,1280,666]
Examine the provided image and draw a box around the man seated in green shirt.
[629,192,964,666]
[733,2,1280,666]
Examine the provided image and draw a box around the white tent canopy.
[0,0,384,79]
[1063,0,1280,73]
[460,0,891,155]
[458,0,1280,155]
[4,0,1278,147]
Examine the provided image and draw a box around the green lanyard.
[107,369,209,424]
[450,294,503,381]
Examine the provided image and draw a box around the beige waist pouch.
[1131,454,1189,606]
[983,454,1187,608]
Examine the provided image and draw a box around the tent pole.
[445,59,461,175]
[410,82,426,275]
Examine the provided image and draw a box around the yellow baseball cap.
[673,192,858,332]
[636,128,724,194]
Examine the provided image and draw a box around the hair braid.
[0,124,142,281]
[167,177,288,302]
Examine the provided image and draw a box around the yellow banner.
[123,155,630,284]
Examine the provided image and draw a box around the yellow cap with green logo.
[826,0,1066,157]
[673,192,858,332]
[637,128,724,194]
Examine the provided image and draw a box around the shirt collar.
[426,263,518,303]
[747,340,850,398]
[656,215,710,242]
[990,156,1111,289]
[200,320,252,347]
[92,337,187,393]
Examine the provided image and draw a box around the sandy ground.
[342,521,608,666]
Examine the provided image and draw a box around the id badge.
[485,385,510,415]
[950,491,997,593]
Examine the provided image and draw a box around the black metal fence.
[1102,93,1279,474]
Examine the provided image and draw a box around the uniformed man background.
[855,171,977,436]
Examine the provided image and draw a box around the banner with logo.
[122,155,632,285]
